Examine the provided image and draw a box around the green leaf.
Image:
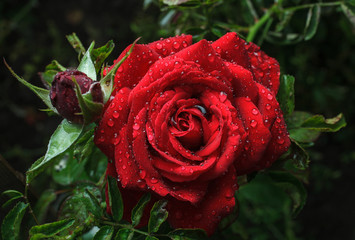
[33,189,56,223]
[73,78,103,124]
[268,171,307,216]
[148,199,169,233]
[91,40,115,74]
[29,218,75,239]
[66,33,86,59]
[4,60,57,113]
[168,229,207,240]
[289,140,310,170]
[301,113,346,132]
[341,4,355,28]
[277,75,295,117]
[1,190,23,198]
[93,226,114,240]
[100,38,140,103]
[78,41,97,81]
[114,228,134,240]
[131,193,151,227]
[1,201,29,240]
[107,175,124,222]
[304,5,321,41]
[145,236,159,240]
[26,119,84,183]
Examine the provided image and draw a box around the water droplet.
[266,104,271,110]
[267,93,273,100]
[133,123,140,130]
[107,119,114,127]
[216,46,222,54]
[219,91,227,102]
[225,189,234,199]
[98,136,105,143]
[112,135,121,145]
[182,41,188,47]
[276,117,281,123]
[148,134,154,141]
[276,136,285,145]
[140,170,146,179]
[122,164,127,170]
[156,42,163,49]
[150,177,158,184]
[207,53,215,62]
[173,41,180,49]
[189,168,194,174]
[174,61,182,69]
[250,120,257,128]
[112,111,119,118]
[252,108,258,115]
[211,210,217,216]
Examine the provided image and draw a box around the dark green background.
[1,0,354,239]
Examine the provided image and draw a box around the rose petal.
[147,34,193,57]
[234,97,272,175]
[106,44,160,95]
[166,166,238,236]
[94,87,131,160]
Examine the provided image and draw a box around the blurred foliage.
[0,0,354,239]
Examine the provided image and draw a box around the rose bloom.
[94,32,290,235]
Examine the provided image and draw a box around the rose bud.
[50,70,103,124]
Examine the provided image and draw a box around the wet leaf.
[277,75,295,117]
[301,113,346,132]
[26,119,84,183]
[78,41,97,81]
[148,199,168,233]
[29,218,75,239]
[131,193,151,227]
[1,201,28,240]
[93,226,114,240]
[168,229,207,240]
[66,33,86,59]
[114,228,134,240]
[107,175,124,222]
[91,40,115,74]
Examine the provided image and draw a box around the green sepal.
[29,218,75,240]
[277,74,295,117]
[93,226,114,240]
[72,76,103,124]
[107,175,124,222]
[78,41,97,81]
[131,193,151,227]
[91,40,115,74]
[100,38,140,103]
[148,199,168,233]
[26,119,84,184]
[167,228,207,240]
[1,201,29,240]
[66,33,86,60]
[4,60,58,114]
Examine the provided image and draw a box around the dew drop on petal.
[173,41,180,49]
[267,93,273,100]
[133,123,140,130]
[122,165,127,170]
[148,134,154,141]
[156,42,163,50]
[266,104,271,110]
[150,177,158,184]
[219,91,227,102]
[140,170,146,179]
[211,210,217,216]
[252,108,258,115]
[250,120,257,128]
[113,111,119,118]
[107,119,114,127]
[276,136,285,145]
[174,61,182,69]
[207,53,215,62]
[112,135,121,145]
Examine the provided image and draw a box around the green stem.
[247,5,276,42]
[100,221,150,236]
[283,1,343,12]
[24,183,39,225]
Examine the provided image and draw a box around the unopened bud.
[50,70,103,124]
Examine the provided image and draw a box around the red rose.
[94,32,290,235]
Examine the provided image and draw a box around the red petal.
[94,87,131,160]
[107,44,160,95]
[147,34,193,57]
[166,166,238,236]
[234,97,272,175]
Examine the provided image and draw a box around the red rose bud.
[50,70,103,124]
